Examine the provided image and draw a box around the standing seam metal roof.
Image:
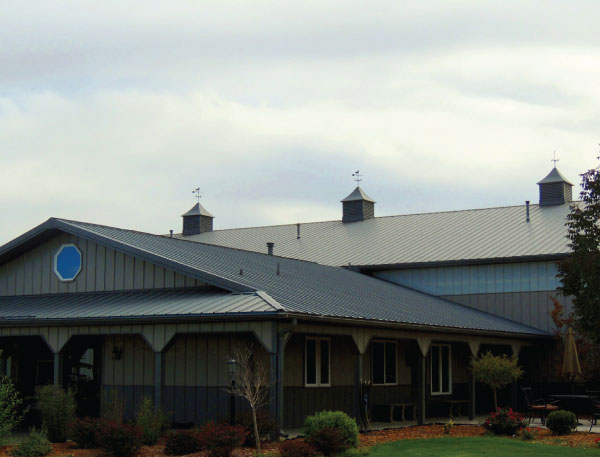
[6,218,548,336]
[180,202,576,267]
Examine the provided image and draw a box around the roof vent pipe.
[169,230,173,238]
[297,223,301,239]
[267,242,274,255]
[525,200,530,223]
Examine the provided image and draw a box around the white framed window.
[430,344,452,395]
[305,337,330,387]
[372,340,397,385]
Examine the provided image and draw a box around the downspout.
[277,319,297,437]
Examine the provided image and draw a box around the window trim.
[430,343,452,396]
[371,340,398,386]
[305,337,331,387]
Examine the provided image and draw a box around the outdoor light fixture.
[227,357,238,383]
[226,357,238,424]
[112,347,123,360]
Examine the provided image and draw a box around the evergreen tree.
[558,159,600,343]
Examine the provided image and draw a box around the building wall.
[0,233,205,296]
[373,261,571,331]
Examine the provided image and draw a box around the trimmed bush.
[135,396,170,445]
[196,422,249,457]
[10,428,51,457]
[483,407,526,435]
[304,411,359,448]
[546,410,578,435]
[98,421,143,457]
[164,431,201,456]
[68,417,102,449]
[306,427,348,456]
[237,410,277,445]
[38,385,76,443]
[0,375,22,443]
[279,440,318,457]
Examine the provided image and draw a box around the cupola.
[341,187,376,222]
[182,203,214,235]
[537,167,573,206]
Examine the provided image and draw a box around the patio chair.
[521,387,559,425]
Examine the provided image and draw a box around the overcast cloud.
[1,0,599,244]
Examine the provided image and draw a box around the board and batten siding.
[0,233,206,296]
[373,261,571,332]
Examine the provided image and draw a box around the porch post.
[154,351,164,410]
[468,371,476,420]
[511,343,521,411]
[417,352,426,425]
[53,352,63,386]
[468,341,480,420]
[353,353,363,424]
[271,323,280,434]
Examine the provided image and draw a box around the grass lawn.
[366,436,600,456]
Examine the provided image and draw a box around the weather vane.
[192,187,202,204]
[352,170,363,185]
[552,151,559,167]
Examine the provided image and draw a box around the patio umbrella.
[562,327,582,393]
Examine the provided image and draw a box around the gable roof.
[0,218,549,337]
[180,202,576,267]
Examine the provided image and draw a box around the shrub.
[196,422,249,457]
[279,440,318,457]
[304,411,359,448]
[483,407,526,435]
[68,417,102,449]
[518,427,536,441]
[0,375,22,442]
[135,395,170,445]
[97,421,143,457]
[164,431,201,456]
[101,389,125,424]
[38,385,76,443]
[10,428,51,457]
[546,410,578,435]
[237,410,277,445]
[306,427,348,456]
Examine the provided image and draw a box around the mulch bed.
[0,425,598,457]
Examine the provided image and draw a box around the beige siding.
[163,333,264,387]
[0,233,206,296]
[103,335,154,386]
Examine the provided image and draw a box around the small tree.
[224,343,271,452]
[0,375,22,443]
[471,351,522,410]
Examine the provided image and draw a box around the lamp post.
[227,357,238,424]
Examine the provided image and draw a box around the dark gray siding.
[0,233,206,296]
[342,201,374,222]
[539,182,572,206]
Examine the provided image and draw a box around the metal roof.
[0,218,548,336]
[182,203,214,218]
[341,187,376,203]
[0,288,277,321]
[537,167,574,186]
[181,202,576,267]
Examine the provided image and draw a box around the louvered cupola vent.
[341,187,376,222]
[537,167,573,206]
[182,203,214,235]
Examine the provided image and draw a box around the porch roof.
[0,218,550,337]
[0,288,278,322]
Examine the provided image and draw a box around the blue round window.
[54,244,82,281]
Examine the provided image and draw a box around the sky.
[1,0,599,244]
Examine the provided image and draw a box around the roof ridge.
[195,201,581,234]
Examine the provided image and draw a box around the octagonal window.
[54,244,82,282]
